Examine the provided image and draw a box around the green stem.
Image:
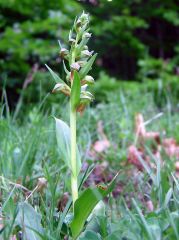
[70,32,79,210]
[70,105,78,209]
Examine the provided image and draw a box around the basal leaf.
[15,202,44,240]
[79,53,97,79]
[55,118,81,176]
[78,230,101,240]
[70,174,117,239]
[45,64,64,83]
[71,71,81,110]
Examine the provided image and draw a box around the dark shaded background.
[0,0,178,108]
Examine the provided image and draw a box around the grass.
[0,85,179,239]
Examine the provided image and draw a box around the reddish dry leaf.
[146,200,154,212]
[175,161,179,171]
[93,139,110,153]
[58,192,69,212]
[144,132,160,143]
[135,113,160,144]
[163,138,179,159]
[127,145,145,170]
[128,113,162,170]
[10,236,17,240]
[0,217,3,231]
[129,113,179,171]
[89,121,110,158]
[135,113,146,137]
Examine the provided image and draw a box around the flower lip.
[71,62,81,71]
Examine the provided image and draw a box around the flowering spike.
[47,12,97,210]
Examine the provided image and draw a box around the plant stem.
[70,105,78,208]
[70,32,79,209]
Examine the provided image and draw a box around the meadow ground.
[0,86,179,239]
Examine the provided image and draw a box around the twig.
[0,176,30,192]
[25,185,39,201]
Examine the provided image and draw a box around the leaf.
[45,64,64,83]
[55,118,81,176]
[58,39,62,49]
[78,230,101,240]
[71,71,81,110]
[164,188,173,208]
[63,61,70,75]
[105,231,123,240]
[79,53,97,79]
[77,37,89,54]
[132,199,154,240]
[15,202,44,240]
[70,174,117,239]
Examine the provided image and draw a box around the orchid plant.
[46,12,96,207]
[46,12,115,239]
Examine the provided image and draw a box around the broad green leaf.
[45,64,64,83]
[15,202,44,240]
[78,230,101,240]
[55,118,81,176]
[105,231,137,240]
[70,175,117,239]
[79,53,97,79]
[71,71,81,110]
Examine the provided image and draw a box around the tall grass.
[0,85,178,238]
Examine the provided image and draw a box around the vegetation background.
[0,0,179,109]
[0,0,179,239]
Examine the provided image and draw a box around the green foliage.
[137,57,175,81]
[55,117,81,177]
[15,202,44,240]
[82,0,179,79]
[45,65,64,84]
[93,69,179,108]
[70,178,116,238]
[0,87,179,238]
[79,53,97,80]
[1,0,179,103]
[0,0,81,88]
[71,71,81,110]
[1,1,179,238]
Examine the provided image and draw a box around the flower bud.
[79,12,89,25]
[81,84,88,91]
[175,161,179,171]
[60,48,69,59]
[80,91,94,101]
[76,19,82,27]
[77,93,93,114]
[78,60,87,67]
[81,50,93,58]
[52,83,71,96]
[37,177,47,193]
[81,75,94,85]
[69,38,75,45]
[83,32,92,39]
[71,62,80,71]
